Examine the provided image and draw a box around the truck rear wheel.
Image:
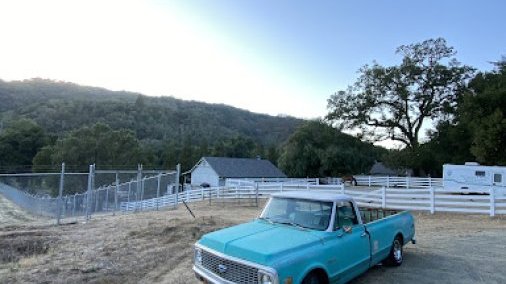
[384,236,403,266]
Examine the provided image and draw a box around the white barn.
[189,157,287,187]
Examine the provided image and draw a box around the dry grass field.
[1,196,506,284]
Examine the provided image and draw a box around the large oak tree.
[326,38,474,150]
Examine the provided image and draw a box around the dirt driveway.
[1,198,505,284]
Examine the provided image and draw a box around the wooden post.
[490,187,496,217]
[430,186,435,214]
[381,186,386,209]
[255,183,259,207]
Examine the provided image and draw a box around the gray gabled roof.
[200,157,286,178]
[369,162,398,176]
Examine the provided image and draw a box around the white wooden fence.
[120,182,506,216]
[354,175,443,188]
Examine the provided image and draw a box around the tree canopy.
[460,60,506,165]
[278,120,385,177]
[326,38,474,149]
[33,123,143,171]
[0,119,46,172]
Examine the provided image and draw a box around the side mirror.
[343,226,353,234]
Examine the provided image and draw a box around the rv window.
[475,171,485,177]
[494,174,502,183]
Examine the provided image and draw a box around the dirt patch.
[0,199,505,284]
[0,230,56,263]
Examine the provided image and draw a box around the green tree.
[33,123,143,170]
[460,60,506,165]
[0,119,46,172]
[326,38,474,150]
[278,120,383,177]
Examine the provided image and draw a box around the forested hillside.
[0,79,305,171]
[0,78,301,144]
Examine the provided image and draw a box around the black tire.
[384,236,403,266]
[302,271,324,284]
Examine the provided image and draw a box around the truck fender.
[297,264,330,284]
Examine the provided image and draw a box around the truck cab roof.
[270,191,352,203]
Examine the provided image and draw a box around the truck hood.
[197,220,323,266]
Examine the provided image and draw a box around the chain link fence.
[0,164,179,224]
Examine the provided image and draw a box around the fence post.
[105,186,109,212]
[430,186,435,214]
[114,172,119,215]
[368,176,371,187]
[175,164,180,207]
[255,183,259,207]
[140,178,145,211]
[280,183,284,192]
[156,173,161,210]
[72,193,76,218]
[56,162,65,225]
[490,187,496,217]
[340,184,345,194]
[406,176,409,189]
[85,164,94,220]
[381,186,386,209]
[387,176,390,188]
[306,183,310,191]
[95,186,101,213]
[127,181,131,204]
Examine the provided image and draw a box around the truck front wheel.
[384,236,403,266]
[302,270,328,284]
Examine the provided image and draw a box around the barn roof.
[369,162,398,176]
[198,157,287,178]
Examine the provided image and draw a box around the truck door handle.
[361,232,367,238]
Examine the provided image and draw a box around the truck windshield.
[260,197,332,231]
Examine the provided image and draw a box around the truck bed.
[359,208,401,224]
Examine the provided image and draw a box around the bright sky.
[0,0,505,121]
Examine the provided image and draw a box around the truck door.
[333,201,370,283]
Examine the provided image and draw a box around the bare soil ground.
[1,197,506,284]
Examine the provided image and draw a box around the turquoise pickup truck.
[193,191,416,284]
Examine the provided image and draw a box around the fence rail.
[354,175,443,188]
[2,171,505,226]
[118,181,506,216]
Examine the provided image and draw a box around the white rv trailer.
[443,163,506,194]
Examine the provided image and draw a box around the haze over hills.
[0,78,303,146]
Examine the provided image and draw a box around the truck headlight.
[258,270,276,284]
[194,247,202,265]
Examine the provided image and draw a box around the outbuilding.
[189,157,286,187]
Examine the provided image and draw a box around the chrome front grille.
[201,249,259,283]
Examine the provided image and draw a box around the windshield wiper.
[275,221,309,230]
